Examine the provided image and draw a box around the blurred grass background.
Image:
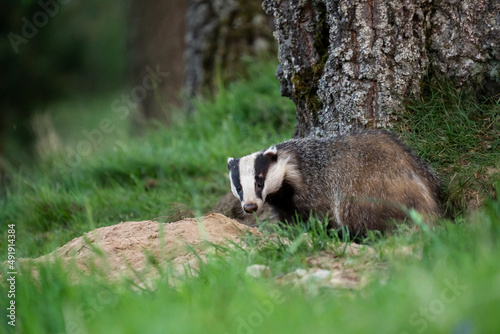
[0,60,296,258]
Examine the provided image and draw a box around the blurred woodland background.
[0,0,274,166]
[2,0,498,187]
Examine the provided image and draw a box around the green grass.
[0,61,295,258]
[2,196,500,334]
[1,60,500,333]
[397,80,500,216]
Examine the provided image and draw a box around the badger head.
[227,146,284,214]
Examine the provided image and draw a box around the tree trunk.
[184,0,276,110]
[262,0,500,138]
[128,0,188,125]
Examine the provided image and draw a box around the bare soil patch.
[24,212,378,290]
[30,213,259,282]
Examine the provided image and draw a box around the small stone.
[246,264,271,278]
[295,268,308,277]
[309,269,331,281]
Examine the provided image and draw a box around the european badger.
[227,130,441,234]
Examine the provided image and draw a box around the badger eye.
[236,185,242,193]
[256,180,264,189]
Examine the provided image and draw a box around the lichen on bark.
[429,0,500,96]
[263,0,500,138]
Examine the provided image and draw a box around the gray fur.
[228,129,441,235]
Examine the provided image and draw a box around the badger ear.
[227,157,234,170]
[264,146,278,163]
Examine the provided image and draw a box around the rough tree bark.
[128,0,188,125]
[262,0,500,138]
[184,0,276,109]
[129,0,276,119]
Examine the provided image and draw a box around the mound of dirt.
[25,212,376,290]
[31,213,259,282]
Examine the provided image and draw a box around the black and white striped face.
[227,146,283,214]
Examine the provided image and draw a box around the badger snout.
[243,203,258,213]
